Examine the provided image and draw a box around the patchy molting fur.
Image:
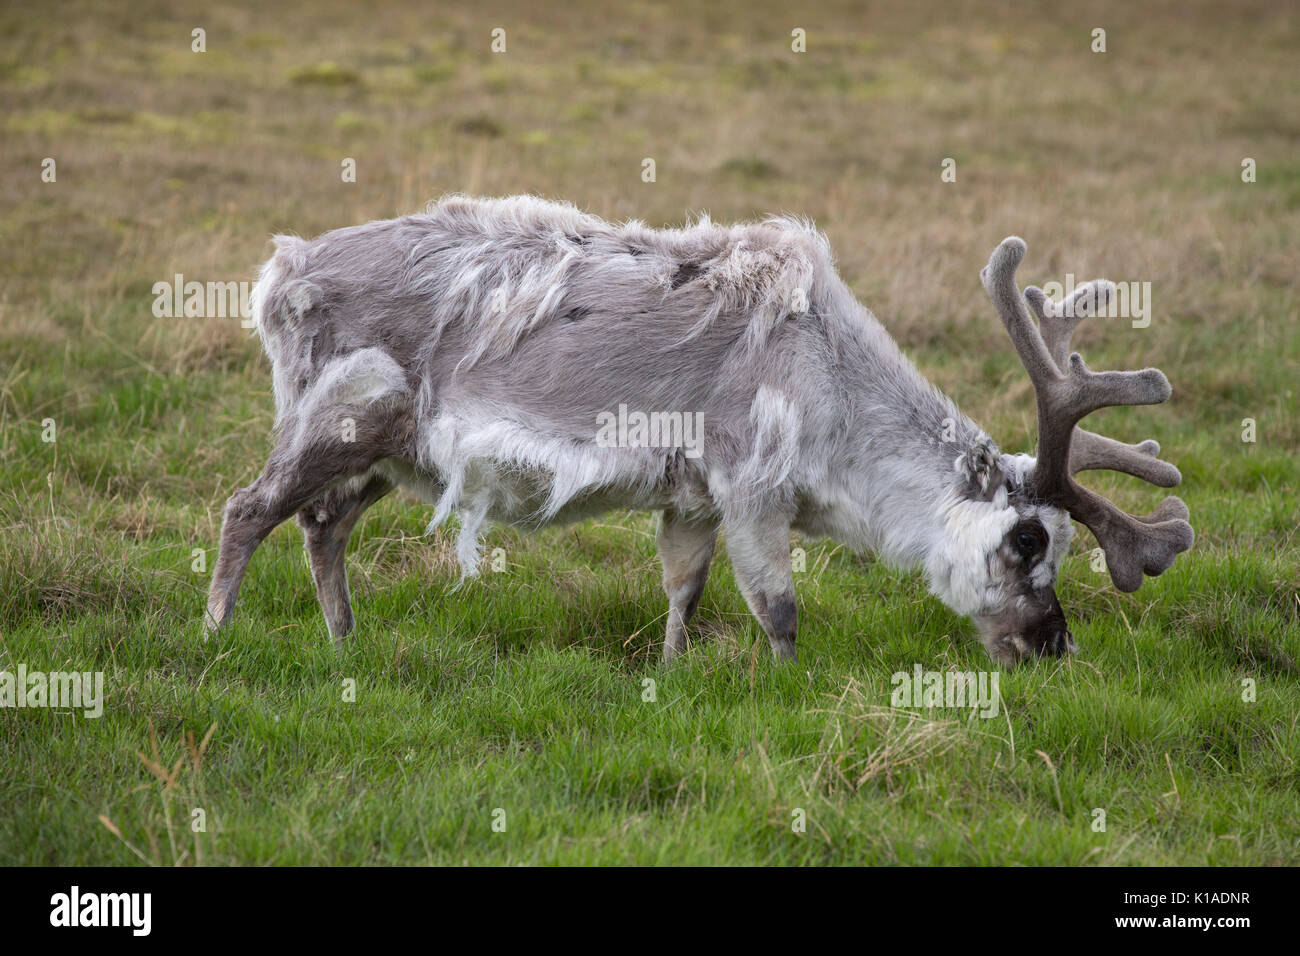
[210,194,1080,664]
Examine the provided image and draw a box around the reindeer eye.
[1012,522,1046,560]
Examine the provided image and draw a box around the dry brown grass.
[3,2,1295,466]
[806,676,965,795]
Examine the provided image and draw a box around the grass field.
[1,0,1298,865]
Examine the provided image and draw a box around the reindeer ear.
[956,437,1005,501]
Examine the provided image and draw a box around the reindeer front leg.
[724,514,798,661]
[656,508,719,663]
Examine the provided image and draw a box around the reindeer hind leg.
[205,398,412,639]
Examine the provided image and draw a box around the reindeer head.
[932,237,1194,666]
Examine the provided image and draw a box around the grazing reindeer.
[206,196,1193,665]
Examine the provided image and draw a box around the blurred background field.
[0,0,1297,864]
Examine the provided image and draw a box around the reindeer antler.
[980,237,1194,592]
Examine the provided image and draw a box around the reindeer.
[205,196,1193,665]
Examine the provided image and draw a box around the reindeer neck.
[801,294,985,568]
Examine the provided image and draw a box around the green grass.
[0,0,1297,864]
[1,514,1297,864]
